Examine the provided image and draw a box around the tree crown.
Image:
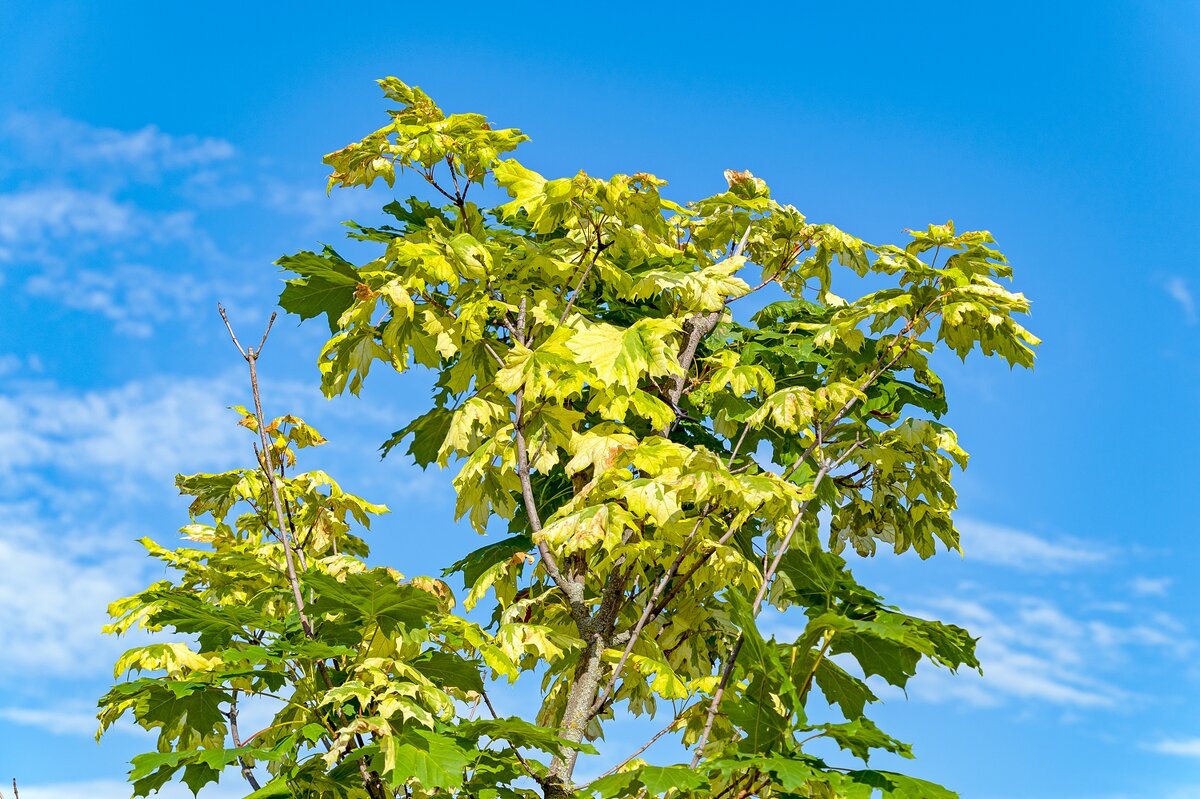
[100,77,1038,799]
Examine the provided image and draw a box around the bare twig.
[559,218,609,325]
[587,710,687,784]
[480,687,541,784]
[218,304,313,640]
[227,689,263,791]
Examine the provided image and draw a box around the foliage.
[100,78,1038,798]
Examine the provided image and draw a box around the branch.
[510,299,587,625]
[689,634,744,768]
[782,305,938,482]
[586,711,687,785]
[727,234,813,304]
[689,456,843,767]
[218,305,315,639]
[444,155,466,211]
[480,687,541,785]
[423,165,461,208]
[227,689,263,791]
[661,226,752,432]
[644,521,741,625]
[559,217,609,325]
[591,513,710,714]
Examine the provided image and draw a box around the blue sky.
[0,2,1198,797]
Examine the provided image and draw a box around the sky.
[0,1,1198,797]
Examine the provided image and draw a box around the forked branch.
[218,304,313,639]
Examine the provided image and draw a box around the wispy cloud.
[0,373,253,499]
[1130,576,1173,597]
[1145,738,1200,757]
[0,352,43,377]
[24,263,212,338]
[1,111,235,183]
[957,517,1106,572]
[1164,276,1197,325]
[0,704,102,737]
[0,109,387,336]
[0,505,146,677]
[904,588,1192,711]
[0,112,234,334]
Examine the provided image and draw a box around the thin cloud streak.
[957,517,1106,572]
[1145,738,1200,757]
[1164,276,1197,325]
[1,111,235,181]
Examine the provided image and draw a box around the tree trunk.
[544,634,606,798]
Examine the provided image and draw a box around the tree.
[99,78,1039,799]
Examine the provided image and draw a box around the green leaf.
[277,248,360,332]
[812,659,877,721]
[307,570,440,639]
[444,534,532,590]
[810,717,913,763]
[461,716,598,757]
[411,650,484,693]
[844,769,958,799]
[380,729,471,790]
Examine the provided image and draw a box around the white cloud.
[1164,276,1197,324]
[1131,576,1173,597]
[24,263,213,338]
[0,705,100,737]
[0,372,312,678]
[0,188,141,247]
[0,506,146,677]
[262,178,385,233]
[1145,738,1200,757]
[0,186,206,260]
[0,369,437,507]
[1,111,235,181]
[0,112,231,334]
[0,373,252,498]
[957,517,1106,572]
[903,589,1192,711]
[0,353,42,377]
[0,184,222,336]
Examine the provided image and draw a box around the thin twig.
[510,299,587,624]
[218,305,313,642]
[591,512,711,714]
[689,634,744,768]
[227,689,263,791]
[662,226,753,434]
[423,167,460,207]
[480,688,541,784]
[559,218,609,325]
[588,711,686,784]
[689,457,841,768]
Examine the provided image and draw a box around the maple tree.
[99,78,1039,798]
